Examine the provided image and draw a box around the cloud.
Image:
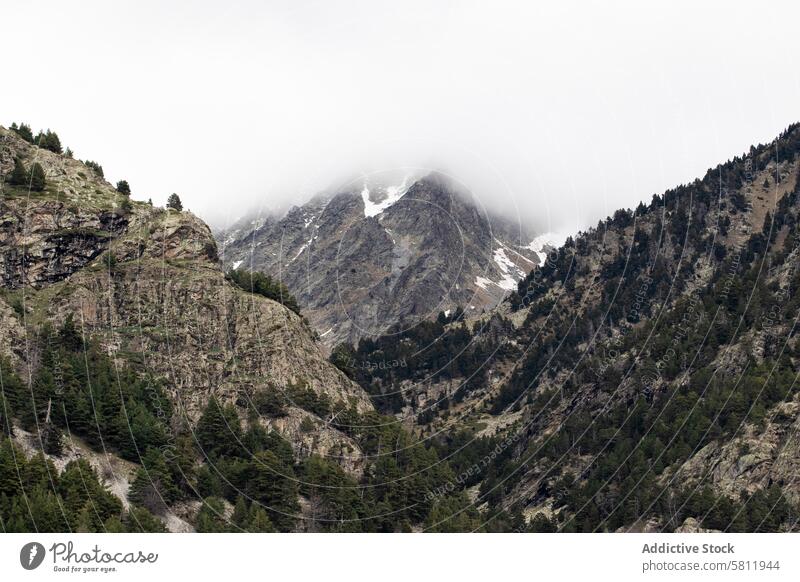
[4,0,800,236]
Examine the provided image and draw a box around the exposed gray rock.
[219,173,540,346]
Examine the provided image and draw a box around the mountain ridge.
[331,122,800,532]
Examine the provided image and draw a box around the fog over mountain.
[4,1,800,235]
[6,0,800,544]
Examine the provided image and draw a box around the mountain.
[4,120,800,534]
[0,125,490,533]
[218,172,552,347]
[333,123,800,532]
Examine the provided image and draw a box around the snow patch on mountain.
[475,276,495,291]
[492,247,524,290]
[525,231,569,264]
[493,238,536,266]
[289,235,317,263]
[360,177,411,218]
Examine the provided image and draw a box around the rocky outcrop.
[0,296,25,366]
[45,213,373,419]
[262,408,365,475]
[0,199,127,289]
[1,129,130,289]
[672,401,800,503]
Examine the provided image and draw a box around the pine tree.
[0,396,13,438]
[123,506,167,532]
[166,193,183,211]
[10,122,34,143]
[0,357,24,421]
[0,439,22,498]
[58,314,82,351]
[128,448,179,514]
[36,130,62,154]
[83,160,104,178]
[103,516,126,532]
[231,496,250,529]
[196,397,242,458]
[8,157,27,186]
[248,504,275,532]
[30,163,46,191]
[246,450,299,530]
[115,180,131,195]
[195,497,229,532]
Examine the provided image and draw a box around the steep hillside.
[335,123,800,532]
[0,125,489,533]
[219,173,550,347]
[0,126,370,413]
[0,126,365,529]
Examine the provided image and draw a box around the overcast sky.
[5,1,800,236]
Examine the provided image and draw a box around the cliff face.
[218,173,546,347]
[0,131,129,289]
[0,126,372,475]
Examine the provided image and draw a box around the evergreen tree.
[10,122,34,143]
[123,506,167,532]
[195,497,229,532]
[115,180,131,195]
[128,448,179,514]
[248,504,275,532]
[196,397,242,458]
[246,450,299,530]
[300,456,362,531]
[8,157,27,186]
[36,130,62,154]
[226,268,301,315]
[424,493,482,532]
[166,193,183,211]
[30,163,46,191]
[83,160,104,178]
[230,496,250,529]
[0,396,13,438]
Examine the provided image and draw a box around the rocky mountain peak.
[218,172,543,346]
